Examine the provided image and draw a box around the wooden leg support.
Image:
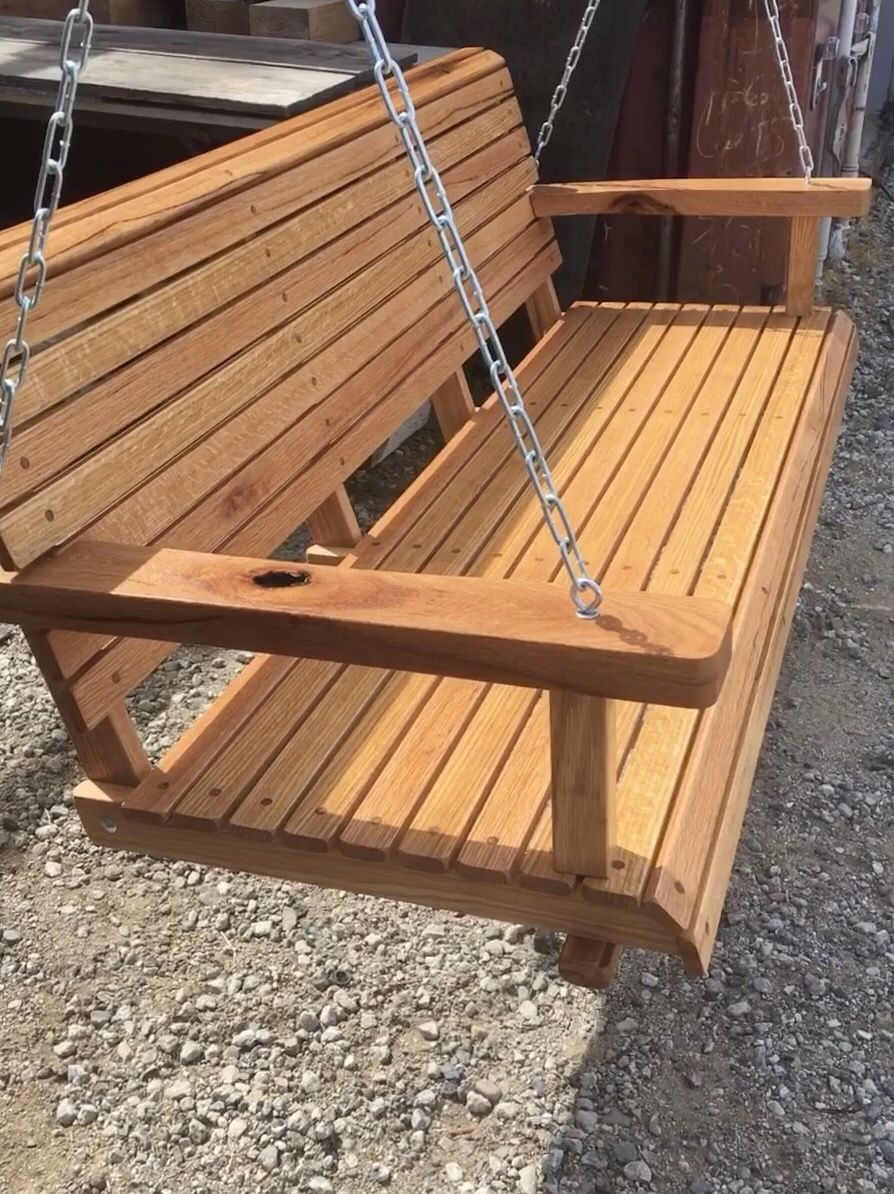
[25,630,151,788]
[550,692,616,877]
[430,369,475,441]
[559,936,624,990]
[786,216,820,316]
[524,279,562,340]
[307,484,361,565]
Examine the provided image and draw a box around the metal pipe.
[656,0,689,301]
[842,0,880,178]
[818,0,861,278]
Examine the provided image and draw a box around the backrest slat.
[0,49,559,731]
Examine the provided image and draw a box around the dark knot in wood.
[252,569,312,589]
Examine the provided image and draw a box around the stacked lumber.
[0,0,184,24]
[185,0,358,39]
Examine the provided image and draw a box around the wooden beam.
[430,370,475,440]
[306,485,361,548]
[524,279,562,340]
[550,692,616,877]
[559,937,624,989]
[185,0,251,34]
[249,0,359,41]
[24,629,150,787]
[0,541,733,707]
[785,216,819,317]
[305,544,351,566]
[529,178,873,220]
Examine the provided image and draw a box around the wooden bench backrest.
[0,48,559,735]
[0,48,556,576]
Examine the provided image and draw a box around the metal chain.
[346,0,602,616]
[534,0,605,165]
[0,1,94,471]
[763,0,815,180]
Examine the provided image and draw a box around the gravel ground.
[1,184,893,1194]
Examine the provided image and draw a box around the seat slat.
[257,308,647,848]
[213,306,608,837]
[459,306,768,883]
[573,311,832,905]
[521,312,813,898]
[174,664,385,830]
[680,330,854,964]
[395,305,715,872]
[245,304,665,856]
[123,297,589,822]
[641,311,851,926]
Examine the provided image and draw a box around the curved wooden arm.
[1,540,731,708]
[530,178,872,220]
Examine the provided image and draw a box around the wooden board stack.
[186,0,358,39]
[0,0,183,24]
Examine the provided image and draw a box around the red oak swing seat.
[0,46,868,987]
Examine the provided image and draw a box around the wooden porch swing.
[0,1,869,988]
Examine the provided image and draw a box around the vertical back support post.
[307,485,361,548]
[25,630,151,788]
[430,369,475,440]
[549,691,616,877]
[785,216,820,316]
[525,279,563,340]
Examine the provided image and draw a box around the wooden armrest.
[530,177,872,220]
[0,541,732,707]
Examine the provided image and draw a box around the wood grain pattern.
[307,486,361,548]
[524,279,562,339]
[680,325,854,971]
[529,178,873,219]
[249,0,359,42]
[186,0,251,34]
[0,542,733,706]
[786,216,819,316]
[558,937,623,989]
[0,49,496,292]
[430,371,475,440]
[550,693,616,878]
[75,781,680,956]
[53,234,558,729]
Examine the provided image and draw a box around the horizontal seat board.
[523,310,825,900]
[76,783,684,960]
[384,304,730,874]
[457,306,776,884]
[122,301,610,820]
[61,305,849,919]
[173,305,652,835]
[55,221,558,727]
[642,311,854,927]
[122,302,717,849]
[679,334,854,966]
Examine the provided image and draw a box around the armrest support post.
[550,691,616,878]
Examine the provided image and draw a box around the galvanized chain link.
[0,1,94,471]
[346,0,602,616]
[763,0,815,180]
[534,0,605,165]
